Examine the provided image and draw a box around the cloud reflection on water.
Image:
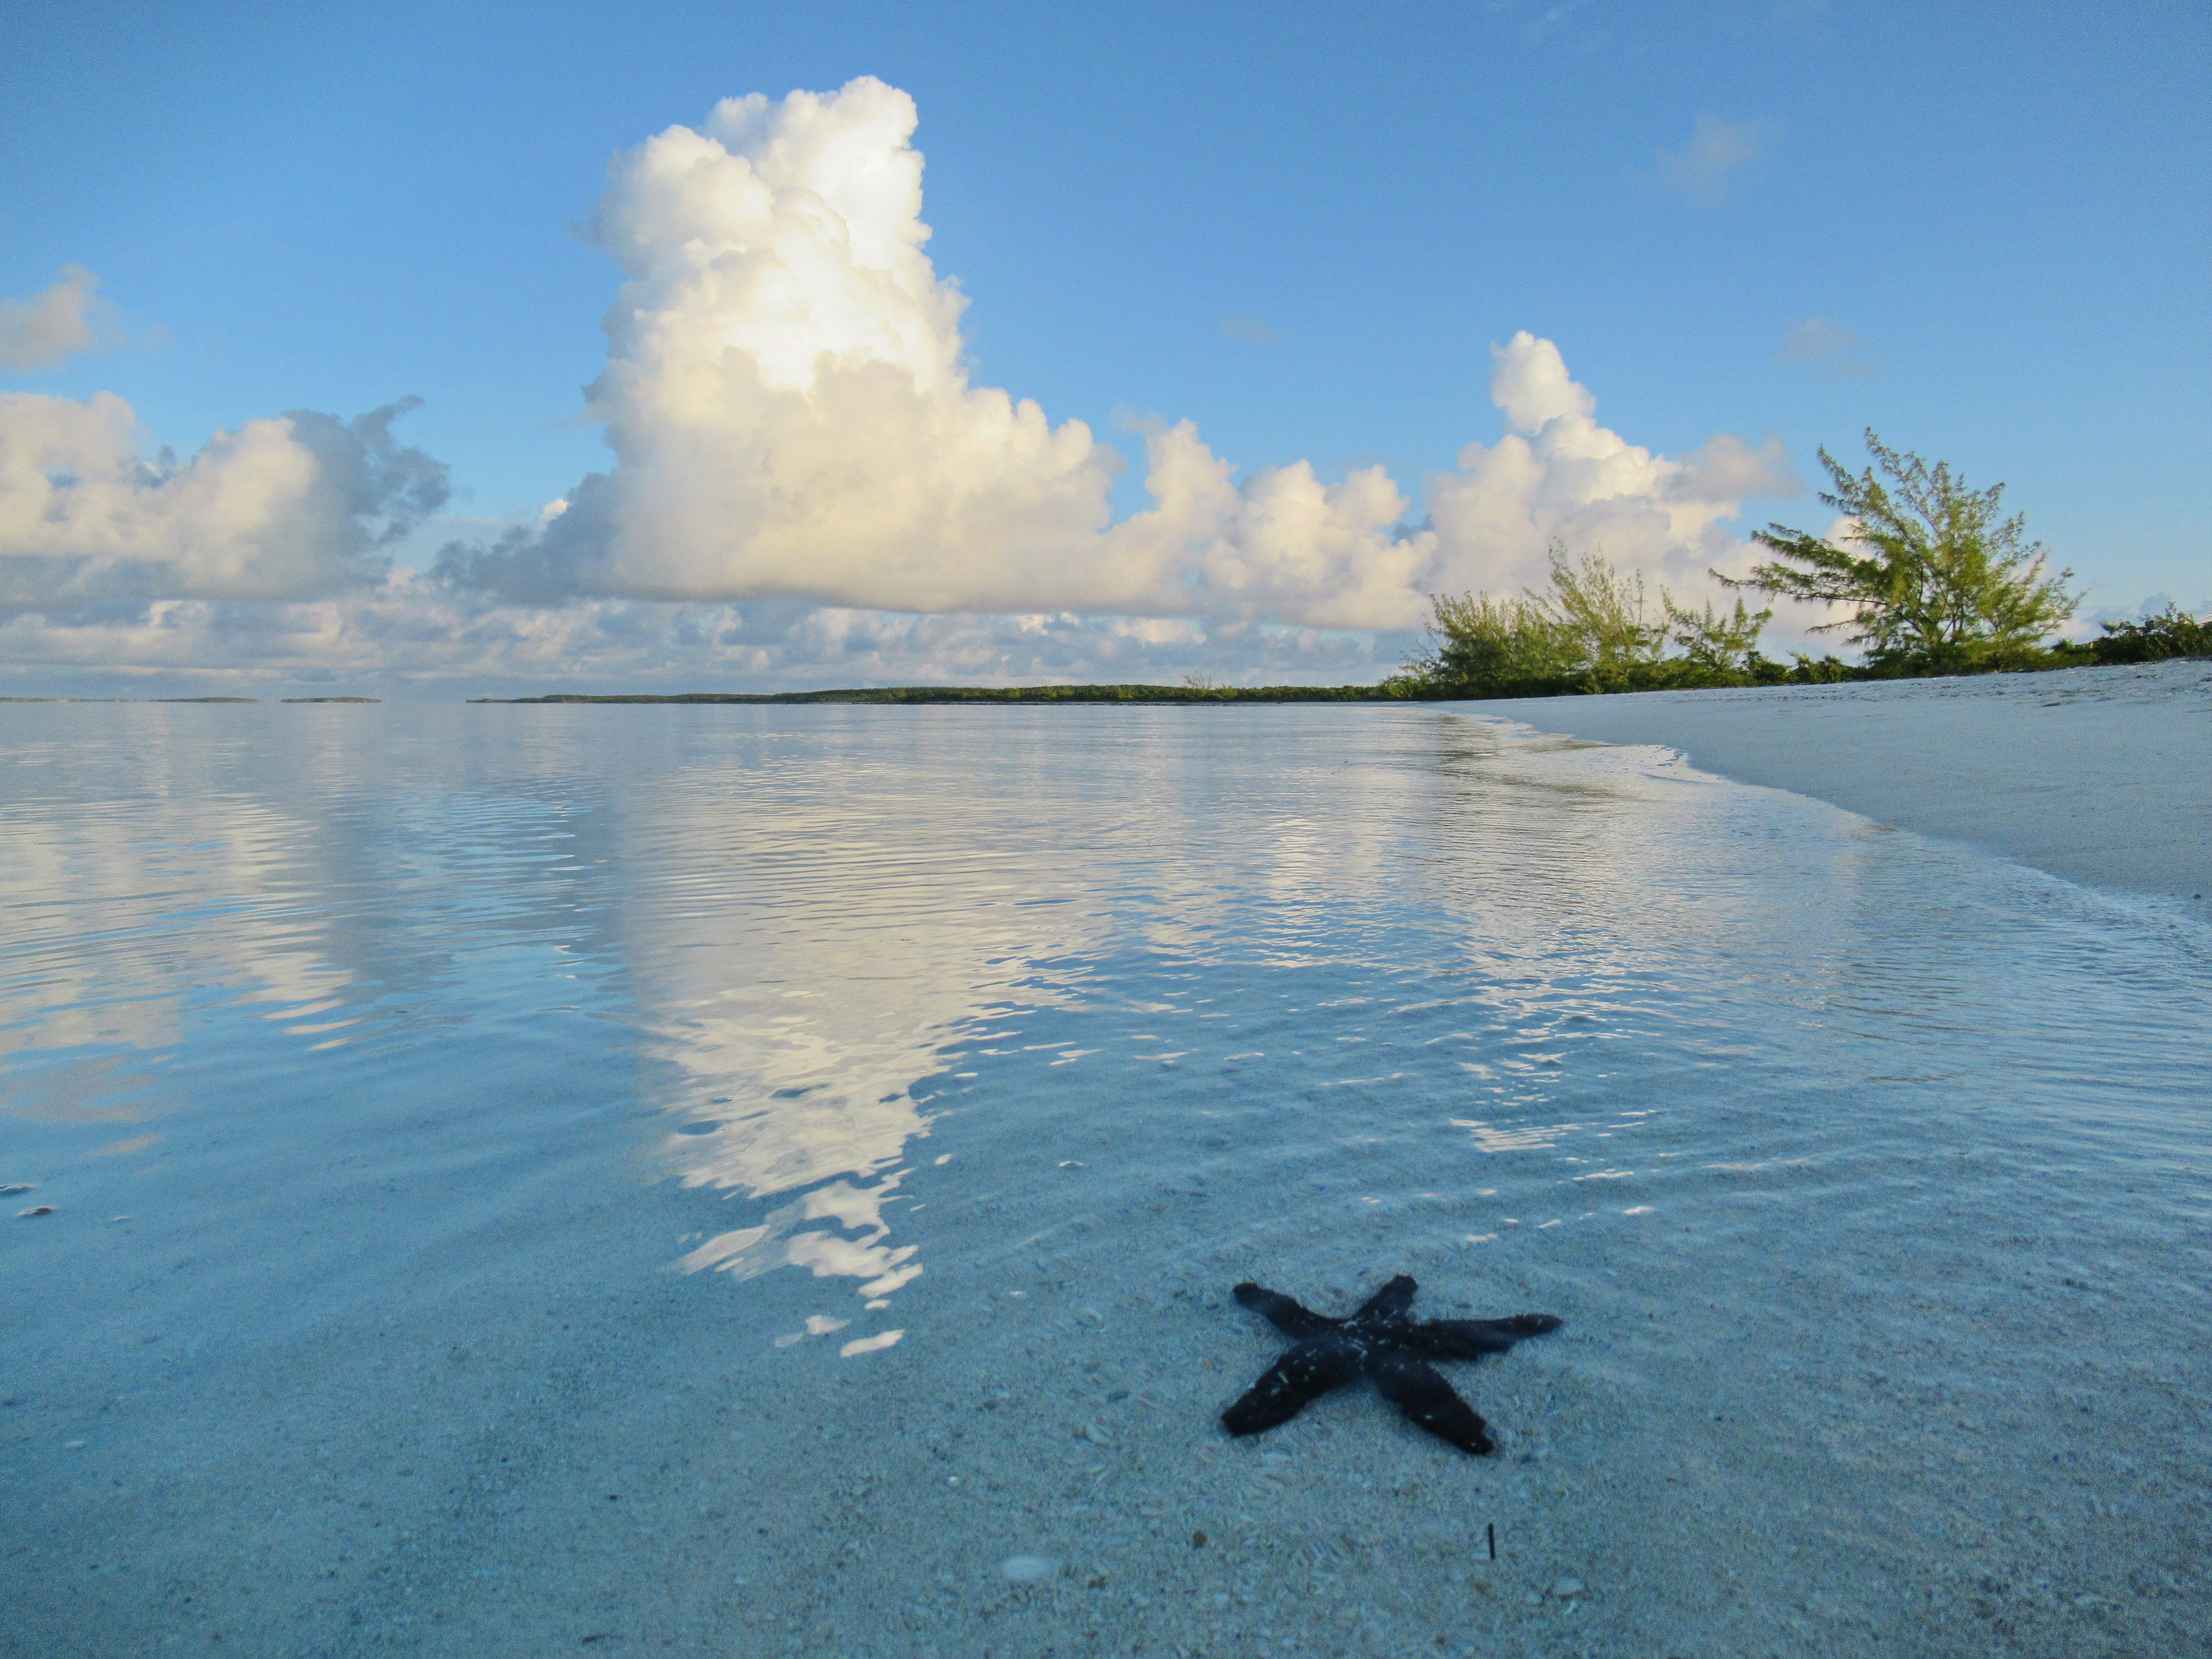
[598,740,1130,1308]
[0,792,355,1120]
[621,713,1684,1310]
[2,701,1918,1326]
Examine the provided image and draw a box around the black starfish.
[1221,1275,1562,1455]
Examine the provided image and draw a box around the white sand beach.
[1467,658,2212,903]
[4,693,2208,1659]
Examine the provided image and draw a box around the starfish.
[1221,1275,1562,1455]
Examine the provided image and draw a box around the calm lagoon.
[4,702,2206,1656]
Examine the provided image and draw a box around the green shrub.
[1403,590,1579,693]
[1402,544,1778,697]
[1664,593,1775,680]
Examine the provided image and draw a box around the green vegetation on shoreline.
[1393,433,2209,701]
[9,628,2202,712]
[469,615,2207,708]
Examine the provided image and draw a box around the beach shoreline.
[1459,658,2212,903]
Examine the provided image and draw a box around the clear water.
[5,703,2207,1657]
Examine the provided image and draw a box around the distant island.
[472,684,1406,705]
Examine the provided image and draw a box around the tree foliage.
[1545,549,1668,678]
[1730,431,2077,669]
[1662,592,1774,677]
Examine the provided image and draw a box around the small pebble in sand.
[1551,1577,1584,1599]
[1,1183,35,1195]
[1191,1531,1208,1548]
[17,1206,53,1218]
[1000,1555,1059,1583]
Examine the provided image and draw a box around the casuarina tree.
[1729,431,2076,669]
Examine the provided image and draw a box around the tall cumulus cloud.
[440,78,1791,636]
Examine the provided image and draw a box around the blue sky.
[2,0,2205,693]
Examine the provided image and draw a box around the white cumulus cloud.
[439,77,1437,630]
[0,393,449,612]
[442,79,1791,642]
[1427,332,1798,600]
[0,579,1398,697]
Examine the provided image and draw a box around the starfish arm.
[1401,1313,1565,1360]
[1221,1335,1362,1437]
[1232,1281,1342,1339]
[1371,1354,1495,1456]
[1353,1274,1418,1322]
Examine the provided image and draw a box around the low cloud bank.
[0,581,1392,696]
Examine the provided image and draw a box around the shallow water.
[4,703,2208,1657]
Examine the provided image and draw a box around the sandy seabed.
[14,1089,2206,1659]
